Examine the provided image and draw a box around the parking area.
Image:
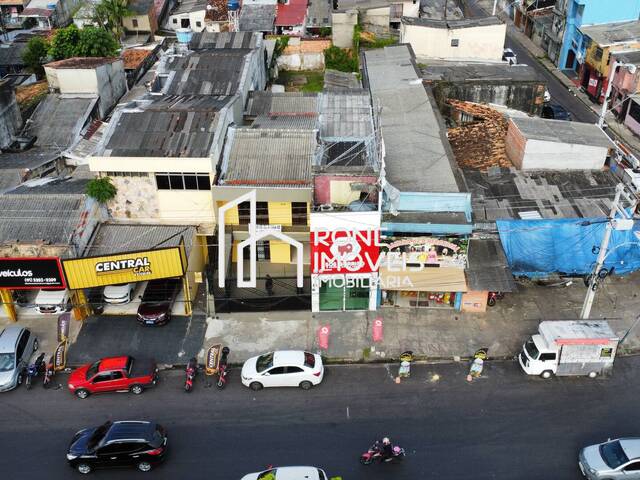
[67,314,207,366]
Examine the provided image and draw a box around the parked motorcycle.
[25,353,45,390]
[487,291,504,307]
[360,441,405,465]
[184,357,198,392]
[43,355,55,388]
[216,347,230,389]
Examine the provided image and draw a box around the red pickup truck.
[68,356,158,399]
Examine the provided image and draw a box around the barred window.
[155,172,211,191]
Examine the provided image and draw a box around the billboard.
[311,229,381,274]
[0,257,65,289]
[62,243,186,290]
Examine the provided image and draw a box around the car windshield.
[85,361,100,380]
[524,338,540,360]
[600,441,629,469]
[256,353,274,373]
[318,469,327,480]
[87,422,111,450]
[257,469,277,480]
[304,352,315,368]
[0,352,15,371]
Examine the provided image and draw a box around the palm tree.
[93,0,131,42]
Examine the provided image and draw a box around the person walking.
[265,274,274,296]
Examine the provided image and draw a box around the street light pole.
[580,184,626,319]
[492,0,498,15]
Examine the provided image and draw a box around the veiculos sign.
[0,257,65,289]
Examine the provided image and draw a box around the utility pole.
[598,61,637,129]
[492,0,498,15]
[580,183,635,319]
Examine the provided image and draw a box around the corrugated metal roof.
[318,90,373,139]
[239,4,276,32]
[251,114,318,130]
[245,91,318,116]
[147,94,231,111]
[0,194,85,245]
[85,224,195,257]
[8,177,90,195]
[24,95,97,149]
[323,69,362,91]
[164,50,250,96]
[580,20,640,47]
[466,238,517,292]
[221,128,316,186]
[104,109,219,157]
[189,31,259,50]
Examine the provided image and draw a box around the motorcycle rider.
[381,437,394,460]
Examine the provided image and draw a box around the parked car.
[103,283,136,305]
[579,437,640,479]
[241,350,324,391]
[68,356,158,399]
[0,326,37,392]
[541,102,572,121]
[33,288,71,314]
[241,466,329,480]
[67,420,167,474]
[136,278,181,326]
[502,47,517,65]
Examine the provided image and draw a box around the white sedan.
[241,466,328,480]
[241,351,324,390]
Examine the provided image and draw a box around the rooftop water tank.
[175,27,193,44]
[227,0,240,11]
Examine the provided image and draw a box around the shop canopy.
[379,266,467,292]
[466,238,517,292]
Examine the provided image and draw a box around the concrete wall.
[0,83,22,149]
[157,189,215,225]
[400,22,506,60]
[167,9,206,31]
[313,175,378,205]
[107,175,160,220]
[277,52,324,70]
[363,7,390,36]
[122,10,157,34]
[433,81,546,115]
[332,10,358,48]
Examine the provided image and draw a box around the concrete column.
[0,289,16,322]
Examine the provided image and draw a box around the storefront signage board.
[0,257,65,289]
[311,230,381,274]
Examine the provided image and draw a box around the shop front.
[0,257,66,321]
[378,237,468,311]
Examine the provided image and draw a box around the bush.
[86,177,117,203]
[22,37,49,78]
[324,46,358,73]
[49,24,118,60]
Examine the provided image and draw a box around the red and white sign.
[311,229,381,274]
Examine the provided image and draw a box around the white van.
[33,289,71,315]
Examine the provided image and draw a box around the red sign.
[311,230,380,274]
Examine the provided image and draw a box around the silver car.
[0,326,38,392]
[580,438,640,479]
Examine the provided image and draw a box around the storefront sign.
[62,244,186,290]
[311,230,381,274]
[205,344,221,375]
[385,238,460,252]
[0,257,65,290]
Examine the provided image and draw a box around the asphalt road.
[465,0,598,123]
[2,357,640,480]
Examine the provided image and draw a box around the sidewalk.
[475,0,640,156]
[202,271,640,363]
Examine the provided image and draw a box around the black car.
[136,278,181,326]
[67,420,167,474]
[541,102,572,121]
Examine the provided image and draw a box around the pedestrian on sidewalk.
[265,274,274,296]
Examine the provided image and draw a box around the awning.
[379,266,467,292]
[466,238,517,292]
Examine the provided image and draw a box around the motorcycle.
[184,357,197,392]
[25,353,45,390]
[487,291,504,307]
[360,441,406,465]
[216,347,230,389]
[43,355,55,389]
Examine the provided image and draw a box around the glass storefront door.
[318,277,371,311]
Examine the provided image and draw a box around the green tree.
[324,46,358,72]
[94,0,132,42]
[49,24,118,60]
[86,177,117,203]
[22,36,50,78]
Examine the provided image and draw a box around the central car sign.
[0,257,65,289]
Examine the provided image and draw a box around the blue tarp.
[496,218,640,277]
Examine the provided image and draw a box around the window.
[451,39,459,47]
[196,21,202,28]
[600,347,613,358]
[625,462,640,472]
[172,18,177,24]
[238,201,250,225]
[92,372,114,383]
[292,202,307,225]
[110,371,123,380]
[304,352,315,368]
[132,18,138,28]
[539,353,556,361]
[98,443,136,455]
[256,201,269,223]
[629,100,640,124]
[257,240,270,260]
[285,366,303,374]
[267,367,286,375]
[15,331,28,359]
[594,47,603,61]
[104,172,149,178]
[155,173,211,191]
[256,352,274,372]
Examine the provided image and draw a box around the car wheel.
[588,371,598,379]
[17,372,23,385]
[76,463,92,474]
[33,339,39,351]
[540,370,553,379]
[130,384,144,395]
[137,461,152,472]
[299,381,313,390]
[75,389,90,399]
[249,381,263,391]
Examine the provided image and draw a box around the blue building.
[559,0,640,71]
